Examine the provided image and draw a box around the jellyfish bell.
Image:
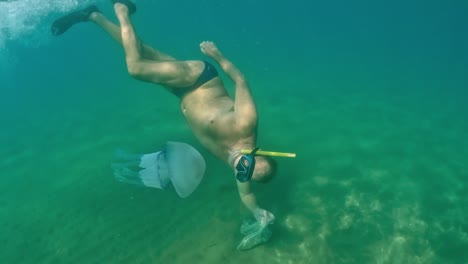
[112,141,206,198]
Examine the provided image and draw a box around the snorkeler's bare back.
[180,77,257,162]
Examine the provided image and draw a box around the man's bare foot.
[200,41,222,60]
[114,3,129,16]
[88,11,102,21]
[112,0,136,14]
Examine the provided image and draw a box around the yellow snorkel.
[240,149,296,158]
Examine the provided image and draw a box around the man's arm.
[200,41,257,127]
[201,41,274,224]
[236,181,259,212]
[237,181,275,224]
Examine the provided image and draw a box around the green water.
[1,0,467,263]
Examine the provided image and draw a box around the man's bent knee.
[126,60,142,78]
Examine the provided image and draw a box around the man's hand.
[253,208,275,225]
[200,41,222,59]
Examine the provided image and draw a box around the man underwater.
[52,0,276,229]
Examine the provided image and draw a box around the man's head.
[229,150,278,183]
[251,156,277,183]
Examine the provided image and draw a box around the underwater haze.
[1,0,467,263]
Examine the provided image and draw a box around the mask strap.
[250,147,260,155]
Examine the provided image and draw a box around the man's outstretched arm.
[237,181,275,225]
[200,41,257,127]
[236,181,259,212]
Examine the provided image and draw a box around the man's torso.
[180,77,256,163]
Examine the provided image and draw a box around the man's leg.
[51,5,174,62]
[113,3,204,88]
[89,12,175,61]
